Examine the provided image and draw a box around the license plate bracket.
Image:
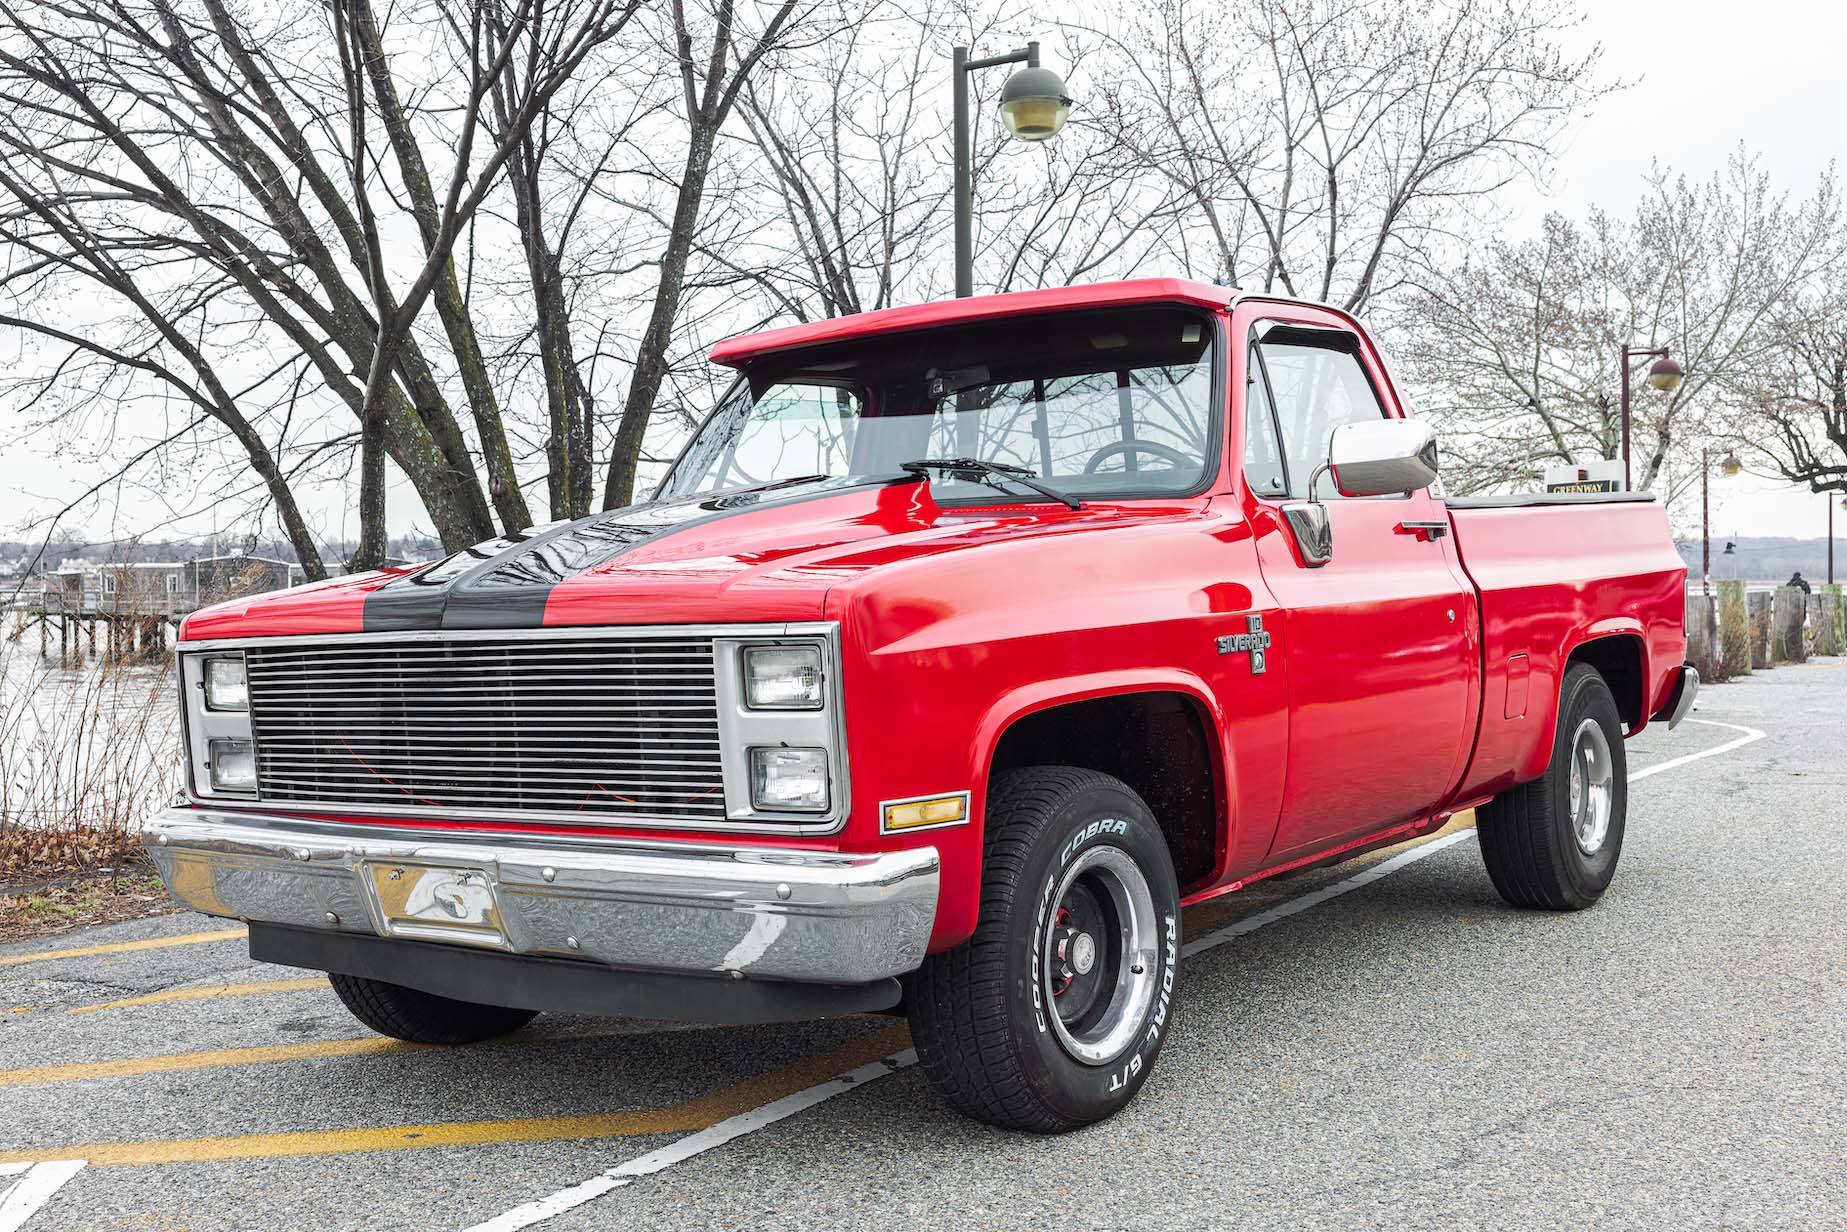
[361,861,508,949]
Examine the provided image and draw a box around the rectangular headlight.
[748,746,829,811]
[203,656,248,711]
[742,645,823,710]
[208,738,257,794]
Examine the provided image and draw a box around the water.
[0,640,181,832]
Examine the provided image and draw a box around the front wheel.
[903,767,1181,1133]
[1477,662,1628,910]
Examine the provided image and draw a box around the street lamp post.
[1832,495,1843,585]
[1703,448,1742,595]
[951,42,1073,297]
[1619,345,1684,491]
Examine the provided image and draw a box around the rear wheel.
[902,767,1181,1133]
[328,972,538,1044]
[1478,663,1627,910]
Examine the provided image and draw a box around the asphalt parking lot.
[3,659,1842,1231]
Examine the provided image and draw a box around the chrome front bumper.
[143,808,939,985]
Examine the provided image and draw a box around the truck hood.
[180,478,1196,640]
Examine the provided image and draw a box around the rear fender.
[1521,623,1650,781]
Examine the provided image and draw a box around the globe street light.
[1619,345,1684,490]
[1646,356,1685,392]
[952,41,1073,297]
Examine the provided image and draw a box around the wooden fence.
[1688,582,1844,683]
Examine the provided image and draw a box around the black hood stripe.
[361,478,906,632]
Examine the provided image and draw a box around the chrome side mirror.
[1325,419,1440,497]
[1276,419,1439,569]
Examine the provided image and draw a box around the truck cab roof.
[708,278,1243,369]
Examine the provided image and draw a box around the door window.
[1254,329,1388,499]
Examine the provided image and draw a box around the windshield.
[657,306,1218,504]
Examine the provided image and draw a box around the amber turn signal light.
[881,793,970,833]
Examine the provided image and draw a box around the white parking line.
[0,1161,85,1232]
[1183,829,1479,958]
[464,1052,917,1232]
[1631,718,1766,782]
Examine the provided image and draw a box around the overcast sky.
[2,0,1843,547]
[1498,0,1847,541]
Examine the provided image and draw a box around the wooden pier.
[9,602,179,665]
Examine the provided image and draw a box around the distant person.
[1788,571,1811,594]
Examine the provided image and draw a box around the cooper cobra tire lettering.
[902,768,1180,1133]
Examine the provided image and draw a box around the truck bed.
[1444,494,1688,803]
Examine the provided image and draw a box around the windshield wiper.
[899,457,1085,511]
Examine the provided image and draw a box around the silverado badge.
[1217,614,1272,674]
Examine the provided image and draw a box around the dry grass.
[0,873,177,943]
[0,631,180,883]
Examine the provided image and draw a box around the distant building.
[97,561,191,615]
[22,551,306,617]
[189,553,303,606]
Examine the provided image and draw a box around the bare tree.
[731,9,950,320]
[1731,289,1847,498]
[1399,152,1842,499]
[0,0,640,570]
[1077,0,1608,312]
[599,0,833,510]
[330,0,641,566]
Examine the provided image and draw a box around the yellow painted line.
[0,1035,418,1088]
[0,1023,911,1168]
[0,1015,749,1088]
[64,977,329,1016]
[0,928,246,967]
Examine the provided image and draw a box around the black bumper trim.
[250,924,902,1025]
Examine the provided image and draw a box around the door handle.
[1397,520,1449,541]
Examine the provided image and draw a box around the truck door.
[1240,317,1476,859]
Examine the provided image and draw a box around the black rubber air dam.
[250,924,903,1024]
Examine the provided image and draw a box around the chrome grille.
[244,635,728,824]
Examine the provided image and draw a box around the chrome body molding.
[143,807,939,985]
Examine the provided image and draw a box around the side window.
[1242,347,1288,498]
[1256,332,1388,499]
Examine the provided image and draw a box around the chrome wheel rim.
[1567,717,1615,856]
[1042,840,1159,1066]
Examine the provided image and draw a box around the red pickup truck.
[147,279,1694,1132]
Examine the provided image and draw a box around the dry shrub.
[0,632,180,879]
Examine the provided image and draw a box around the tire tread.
[328,972,537,1044]
[1478,663,1623,911]
[904,766,1135,1133]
